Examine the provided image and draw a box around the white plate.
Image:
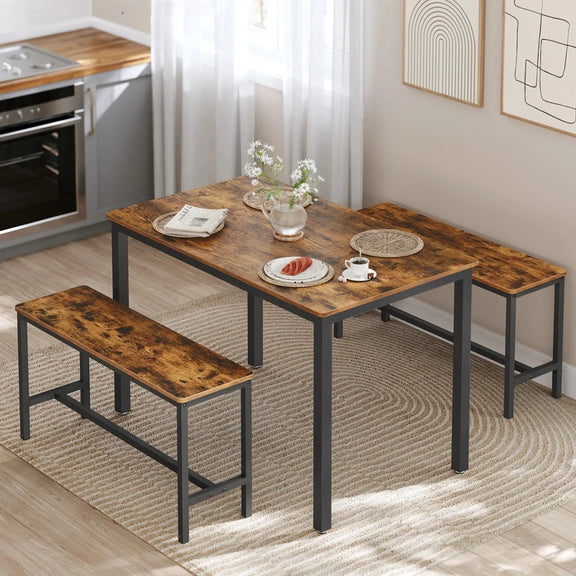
[341,268,377,282]
[264,257,328,283]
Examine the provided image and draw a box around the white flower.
[295,182,311,194]
[244,164,262,179]
[290,168,303,183]
[299,158,317,172]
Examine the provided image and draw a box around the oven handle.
[0,115,83,143]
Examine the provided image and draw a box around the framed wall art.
[502,1,576,137]
[403,0,485,107]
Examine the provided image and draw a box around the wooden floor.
[1,233,576,575]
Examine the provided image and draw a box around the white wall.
[92,0,151,34]
[364,0,576,366]
[0,0,91,40]
[0,0,150,43]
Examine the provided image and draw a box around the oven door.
[0,111,85,239]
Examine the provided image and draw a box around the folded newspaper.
[163,205,229,236]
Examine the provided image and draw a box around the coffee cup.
[345,256,370,279]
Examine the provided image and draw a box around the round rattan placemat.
[350,229,424,257]
[257,264,334,287]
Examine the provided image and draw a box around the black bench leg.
[17,315,31,441]
[177,403,190,544]
[552,277,564,399]
[504,295,517,419]
[241,384,253,517]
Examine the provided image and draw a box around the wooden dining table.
[106,176,478,534]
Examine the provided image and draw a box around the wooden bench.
[357,202,566,419]
[15,285,253,544]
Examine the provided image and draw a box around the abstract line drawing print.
[502,0,576,136]
[403,0,485,106]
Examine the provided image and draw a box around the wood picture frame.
[403,0,485,107]
[501,1,576,137]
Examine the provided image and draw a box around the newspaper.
[163,205,228,236]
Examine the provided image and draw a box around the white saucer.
[342,268,377,282]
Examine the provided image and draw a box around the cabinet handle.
[88,87,95,136]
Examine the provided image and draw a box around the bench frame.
[378,276,564,419]
[17,312,252,545]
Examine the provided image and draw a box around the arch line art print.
[403,0,485,106]
[502,0,576,136]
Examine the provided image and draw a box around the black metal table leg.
[111,225,131,414]
[241,384,253,517]
[504,295,517,419]
[17,315,30,441]
[552,277,565,399]
[80,350,90,414]
[313,318,333,533]
[248,294,263,369]
[177,402,190,544]
[452,270,472,473]
[333,321,343,338]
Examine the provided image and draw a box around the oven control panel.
[0,82,84,130]
[0,107,42,127]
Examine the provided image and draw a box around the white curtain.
[282,0,365,208]
[151,0,363,206]
[151,0,254,198]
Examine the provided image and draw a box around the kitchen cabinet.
[84,63,154,221]
[0,30,152,260]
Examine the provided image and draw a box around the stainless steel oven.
[0,81,84,240]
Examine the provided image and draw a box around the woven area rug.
[1,289,576,575]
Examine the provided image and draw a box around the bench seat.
[16,285,253,543]
[358,203,566,418]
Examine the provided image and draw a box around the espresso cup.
[345,256,370,279]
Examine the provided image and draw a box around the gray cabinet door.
[84,64,154,220]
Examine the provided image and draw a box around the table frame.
[110,222,472,534]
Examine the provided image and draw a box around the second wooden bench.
[15,285,253,544]
[358,202,566,419]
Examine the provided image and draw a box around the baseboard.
[90,17,151,47]
[392,297,576,401]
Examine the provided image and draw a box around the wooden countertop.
[0,28,150,95]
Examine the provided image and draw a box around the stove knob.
[12,66,22,76]
[1,62,12,71]
[16,110,23,120]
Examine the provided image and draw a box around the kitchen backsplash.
[0,0,91,40]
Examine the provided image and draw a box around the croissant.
[281,256,313,276]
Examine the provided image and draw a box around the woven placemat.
[257,264,334,287]
[152,212,225,238]
[350,229,424,257]
[243,191,312,211]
